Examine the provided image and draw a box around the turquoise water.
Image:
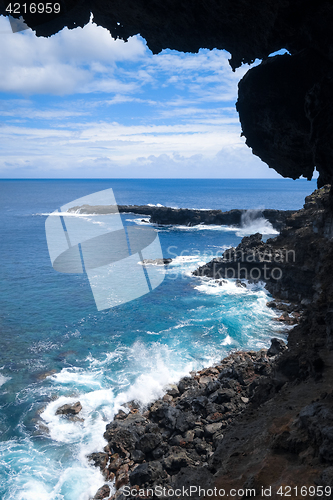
[0,178,317,499]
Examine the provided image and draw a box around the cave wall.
[3,0,333,184]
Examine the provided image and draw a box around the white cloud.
[0,16,146,95]
[0,15,247,100]
[0,118,279,178]
[146,50,250,102]
[0,16,272,179]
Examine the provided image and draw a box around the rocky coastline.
[89,338,289,500]
[89,186,333,500]
[68,204,294,231]
[193,185,332,305]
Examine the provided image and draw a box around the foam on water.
[49,368,104,389]
[221,334,233,346]
[26,340,200,500]
[165,255,209,278]
[0,374,11,387]
[130,217,151,225]
[130,214,279,237]
[0,436,107,500]
[172,224,235,231]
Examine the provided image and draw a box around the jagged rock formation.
[2,1,333,183]
[55,401,82,415]
[69,204,294,230]
[194,185,332,304]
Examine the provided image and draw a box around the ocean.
[0,178,317,499]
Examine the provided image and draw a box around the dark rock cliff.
[194,185,332,305]
[194,184,333,379]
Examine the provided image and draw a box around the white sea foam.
[48,368,104,389]
[0,374,10,387]
[15,480,50,500]
[221,334,233,346]
[0,436,107,500]
[129,218,237,233]
[41,389,114,445]
[193,276,271,297]
[194,280,247,295]
[172,224,231,231]
[36,212,105,217]
[164,255,209,277]
[107,341,197,413]
[169,255,203,265]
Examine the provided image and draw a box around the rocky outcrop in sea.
[69,204,294,231]
[194,185,332,303]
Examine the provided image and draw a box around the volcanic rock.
[55,401,82,415]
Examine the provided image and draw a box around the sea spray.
[236,209,278,237]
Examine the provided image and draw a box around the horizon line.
[0,177,317,181]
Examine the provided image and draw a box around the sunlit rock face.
[2,0,333,184]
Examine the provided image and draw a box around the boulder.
[163,451,194,472]
[93,484,110,500]
[136,432,161,454]
[56,401,82,415]
[267,338,287,356]
[129,461,163,485]
[175,411,197,433]
[204,422,223,437]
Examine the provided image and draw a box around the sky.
[0,15,294,179]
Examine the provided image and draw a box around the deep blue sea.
[0,178,317,499]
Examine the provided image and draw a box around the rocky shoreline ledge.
[90,186,333,499]
[68,204,294,231]
[89,336,289,500]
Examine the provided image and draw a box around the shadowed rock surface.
[89,343,290,499]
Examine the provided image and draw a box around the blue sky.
[0,16,300,179]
